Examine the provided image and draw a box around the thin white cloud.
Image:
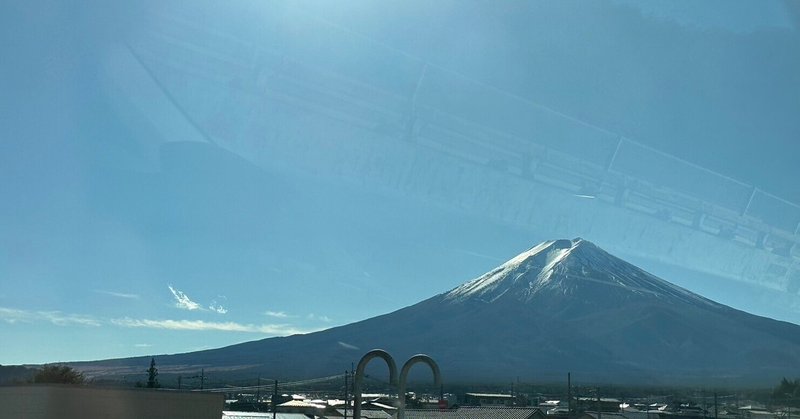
[307,313,333,323]
[0,307,29,324]
[43,311,101,327]
[134,343,152,348]
[0,307,317,337]
[168,285,201,311]
[94,290,140,299]
[264,310,290,318]
[0,307,101,327]
[111,317,311,335]
[209,301,228,314]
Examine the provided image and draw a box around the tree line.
[14,357,160,388]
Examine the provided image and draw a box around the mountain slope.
[75,239,800,385]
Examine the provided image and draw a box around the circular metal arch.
[397,354,442,419]
[353,349,398,419]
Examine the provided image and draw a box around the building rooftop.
[222,412,310,419]
[328,409,391,418]
[465,393,515,398]
[404,407,543,419]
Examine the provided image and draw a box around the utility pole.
[597,389,602,419]
[272,379,278,419]
[567,373,572,416]
[177,376,182,390]
[701,390,707,419]
[256,376,261,411]
[350,363,355,413]
[186,371,206,390]
[714,392,718,419]
[344,371,349,419]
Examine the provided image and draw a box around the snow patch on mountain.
[446,238,581,302]
[445,238,725,309]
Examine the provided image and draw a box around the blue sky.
[1,0,799,365]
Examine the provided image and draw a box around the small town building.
[464,392,516,406]
[0,385,224,419]
[322,408,392,418]
[575,397,622,412]
[277,399,327,415]
[738,405,774,419]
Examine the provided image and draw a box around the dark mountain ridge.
[73,239,800,386]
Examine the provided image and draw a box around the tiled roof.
[404,407,542,419]
[278,400,325,408]
[222,412,312,419]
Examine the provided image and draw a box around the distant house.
[546,406,571,417]
[320,399,395,419]
[738,405,774,419]
[539,400,561,409]
[575,397,622,413]
[579,412,631,419]
[362,401,397,413]
[464,393,516,406]
[322,408,392,418]
[540,400,569,416]
[276,399,326,416]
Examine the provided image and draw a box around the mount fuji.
[76,239,800,385]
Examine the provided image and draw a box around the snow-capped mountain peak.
[444,238,721,308]
[445,238,582,302]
